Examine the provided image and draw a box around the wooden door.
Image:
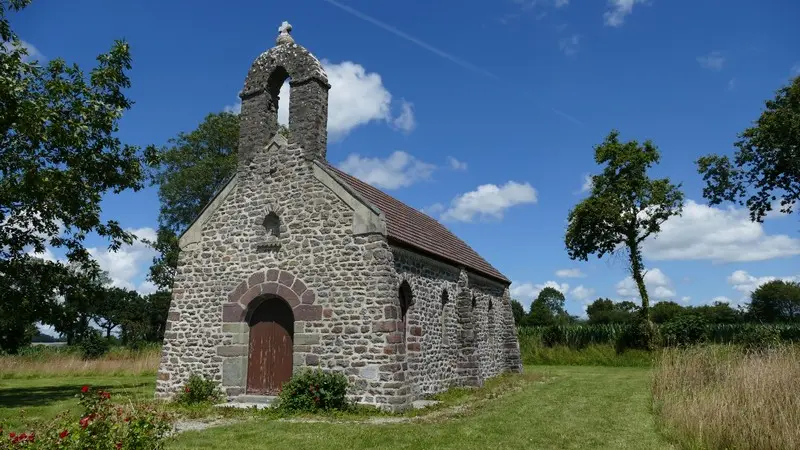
[247,298,294,395]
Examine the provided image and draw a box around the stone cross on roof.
[276,21,294,45]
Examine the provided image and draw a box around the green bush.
[275,369,350,413]
[734,325,781,353]
[173,373,223,405]
[79,331,111,359]
[0,385,172,449]
[615,320,659,354]
[661,315,709,347]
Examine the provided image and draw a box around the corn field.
[518,323,800,349]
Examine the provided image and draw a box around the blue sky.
[11,0,800,317]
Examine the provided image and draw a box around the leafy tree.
[528,287,569,326]
[565,130,685,331]
[747,280,800,323]
[510,299,526,327]
[0,1,150,351]
[93,286,140,338]
[120,291,170,347]
[650,301,684,324]
[687,301,743,324]
[697,75,799,222]
[586,298,639,324]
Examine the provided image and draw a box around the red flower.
[81,385,89,393]
[124,417,131,422]
[9,432,15,438]
[116,442,122,449]
[184,386,190,393]
[28,433,35,442]
[79,416,91,428]
[59,429,69,439]
[100,391,111,400]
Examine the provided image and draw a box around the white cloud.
[555,0,569,7]
[711,295,732,304]
[87,227,159,294]
[391,100,416,133]
[642,200,800,262]
[338,151,435,190]
[1,39,44,63]
[616,267,676,300]
[680,296,691,304]
[558,34,581,56]
[556,268,585,278]
[697,51,726,71]
[727,78,736,90]
[511,280,570,308]
[603,0,646,27]
[792,63,800,75]
[224,60,414,141]
[727,270,799,296]
[580,174,593,193]
[570,285,594,301]
[447,156,468,171]
[420,203,445,216]
[440,181,537,222]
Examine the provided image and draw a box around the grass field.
[0,365,672,449]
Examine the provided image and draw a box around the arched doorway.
[246,296,294,395]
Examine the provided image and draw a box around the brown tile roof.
[325,164,510,285]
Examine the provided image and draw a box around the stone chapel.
[156,22,522,411]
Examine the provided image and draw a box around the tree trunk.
[626,239,650,321]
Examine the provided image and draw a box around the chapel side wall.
[391,247,519,399]
[156,140,402,408]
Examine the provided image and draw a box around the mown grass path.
[171,366,672,449]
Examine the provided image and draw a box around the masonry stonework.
[156,22,522,411]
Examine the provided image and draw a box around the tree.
[565,130,684,328]
[747,280,800,323]
[650,301,684,324]
[697,75,799,222]
[93,286,140,338]
[687,301,742,324]
[119,291,170,347]
[586,298,639,324]
[528,287,569,326]
[510,299,526,327]
[0,1,150,352]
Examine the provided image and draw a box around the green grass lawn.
[0,366,672,449]
[0,376,154,429]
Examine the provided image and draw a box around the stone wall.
[391,247,522,399]
[156,136,406,409]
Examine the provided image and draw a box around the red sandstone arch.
[222,269,321,323]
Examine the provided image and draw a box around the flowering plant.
[0,386,173,449]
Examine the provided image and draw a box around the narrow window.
[399,281,413,345]
[263,212,280,238]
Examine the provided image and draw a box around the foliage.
[173,373,222,406]
[0,0,151,353]
[586,298,639,324]
[527,287,572,326]
[697,75,800,222]
[748,279,800,323]
[275,369,350,413]
[614,320,659,354]
[79,331,111,360]
[660,314,709,347]
[0,385,172,449]
[118,291,171,349]
[510,300,525,327]
[565,130,684,328]
[733,325,781,353]
[518,323,627,350]
[650,301,684,324]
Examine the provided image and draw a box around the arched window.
[263,212,280,238]
[471,294,477,310]
[399,281,413,345]
[441,289,449,342]
[441,289,449,307]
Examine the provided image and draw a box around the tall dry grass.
[0,346,161,379]
[652,345,800,450]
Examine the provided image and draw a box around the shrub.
[661,314,709,347]
[734,325,781,353]
[275,369,350,413]
[79,331,111,360]
[0,385,172,449]
[173,373,222,405]
[615,320,658,354]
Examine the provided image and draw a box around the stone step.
[232,395,277,404]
